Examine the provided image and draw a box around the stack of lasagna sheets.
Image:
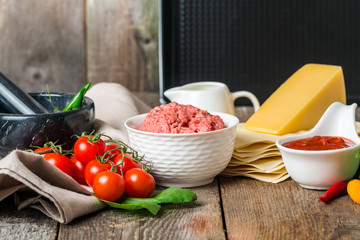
[221,123,307,183]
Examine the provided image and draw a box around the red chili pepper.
[319,181,349,203]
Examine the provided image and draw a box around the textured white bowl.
[124,112,239,187]
[276,102,360,190]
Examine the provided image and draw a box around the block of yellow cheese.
[244,64,346,135]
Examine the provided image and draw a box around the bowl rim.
[0,92,94,117]
[124,111,239,137]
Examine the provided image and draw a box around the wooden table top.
[1,107,360,240]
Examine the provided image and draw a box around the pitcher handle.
[231,91,260,112]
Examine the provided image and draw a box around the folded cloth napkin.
[88,82,151,142]
[0,82,151,224]
[222,122,360,183]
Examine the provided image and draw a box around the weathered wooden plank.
[58,180,226,240]
[0,197,58,240]
[86,0,159,92]
[0,0,85,93]
[220,177,360,240]
[127,0,159,92]
[132,91,160,108]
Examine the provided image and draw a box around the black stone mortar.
[0,92,95,157]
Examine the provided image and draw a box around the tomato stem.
[31,141,73,155]
[46,85,61,112]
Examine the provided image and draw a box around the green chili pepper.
[63,82,92,111]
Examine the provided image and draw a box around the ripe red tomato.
[113,153,142,176]
[93,171,125,202]
[43,153,74,177]
[124,168,155,198]
[74,135,106,165]
[104,144,121,161]
[84,159,113,187]
[70,155,86,185]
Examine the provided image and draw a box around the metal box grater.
[159,0,360,105]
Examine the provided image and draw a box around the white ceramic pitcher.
[164,82,260,115]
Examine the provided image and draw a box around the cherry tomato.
[84,159,113,187]
[70,155,86,185]
[104,144,121,161]
[43,153,74,177]
[74,135,106,165]
[93,171,125,202]
[124,168,155,198]
[113,153,142,176]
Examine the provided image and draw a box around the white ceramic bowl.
[124,112,239,187]
[276,102,360,190]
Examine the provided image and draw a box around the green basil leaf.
[95,187,197,215]
[153,187,198,203]
[121,197,160,205]
[96,196,161,215]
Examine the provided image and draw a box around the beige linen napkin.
[0,151,103,223]
[87,82,151,142]
[222,122,360,183]
[0,82,151,224]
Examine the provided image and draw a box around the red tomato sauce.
[282,136,356,151]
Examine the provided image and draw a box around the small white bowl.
[276,102,360,190]
[124,112,239,187]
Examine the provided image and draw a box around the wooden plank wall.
[0,0,159,106]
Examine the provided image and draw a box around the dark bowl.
[0,92,95,157]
